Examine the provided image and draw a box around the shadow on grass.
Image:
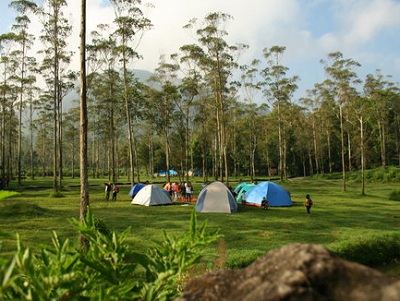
[0,202,67,219]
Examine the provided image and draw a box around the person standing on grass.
[304,194,313,215]
[172,182,179,201]
[112,183,119,201]
[105,182,112,201]
[185,182,193,201]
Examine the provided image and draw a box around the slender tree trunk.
[122,59,135,186]
[53,60,59,192]
[360,116,365,195]
[79,0,89,251]
[308,149,313,176]
[17,40,25,185]
[277,102,284,181]
[185,107,190,182]
[339,105,346,192]
[312,117,319,174]
[1,91,5,179]
[379,121,387,167]
[52,3,60,193]
[251,134,256,181]
[58,98,63,186]
[29,95,34,180]
[18,86,23,185]
[326,129,333,173]
[109,80,116,182]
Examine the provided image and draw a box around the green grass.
[1,176,400,274]
[0,190,20,200]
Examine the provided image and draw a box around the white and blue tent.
[131,184,171,206]
[128,183,146,197]
[195,181,237,213]
[245,181,292,207]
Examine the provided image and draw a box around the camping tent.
[245,181,292,207]
[235,183,256,203]
[158,170,178,176]
[128,183,145,197]
[195,181,238,213]
[233,182,248,194]
[131,184,172,206]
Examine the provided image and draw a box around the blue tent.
[158,170,178,176]
[245,181,292,207]
[196,181,237,213]
[235,183,256,203]
[128,183,146,196]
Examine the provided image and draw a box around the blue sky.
[1,0,400,100]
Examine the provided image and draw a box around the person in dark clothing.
[304,194,313,215]
[261,197,269,210]
[112,184,119,201]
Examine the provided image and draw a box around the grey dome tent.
[131,184,171,206]
[195,181,237,213]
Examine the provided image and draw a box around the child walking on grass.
[304,194,313,215]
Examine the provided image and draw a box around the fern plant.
[0,208,221,300]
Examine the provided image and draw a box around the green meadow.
[1,175,400,274]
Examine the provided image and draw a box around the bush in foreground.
[389,190,400,201]
[331,234,400,267]
[0,208,221,300]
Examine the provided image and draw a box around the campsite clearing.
[1,177,400,272]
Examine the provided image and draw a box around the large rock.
[176,243,400,301]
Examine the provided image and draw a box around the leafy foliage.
[389,190,400,201]
[0,208,221,300]
[330,234,400,266]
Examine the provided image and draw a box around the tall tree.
[261,46,298,180]
[79,0,89,251]
[38,0,72,193]
[147,55,180,183]
[87,25,119,182]
[110,0,152,185]
[183,12,245,185]
[240,59,263,181]
[321,52,360,192]
[363,71,397,167]
[9,0,38,185]
[0,33,18,180]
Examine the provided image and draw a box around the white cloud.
[338,0,400,47]
[135,0,306,70]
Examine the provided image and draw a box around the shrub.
[0,208,221,300]
[389,190,400,201]
[330,234,400,266]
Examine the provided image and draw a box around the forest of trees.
[1,0,399,191]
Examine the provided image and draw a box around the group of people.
[104,182,119,201]
[164,181,194,201]
[105,180,314,214]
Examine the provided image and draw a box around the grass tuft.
[330,234,400,266]
[0,203,53,219]
[389,190,400,201]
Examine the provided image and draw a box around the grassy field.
[1,176,400,274]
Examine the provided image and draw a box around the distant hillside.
[63,69,153,111]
